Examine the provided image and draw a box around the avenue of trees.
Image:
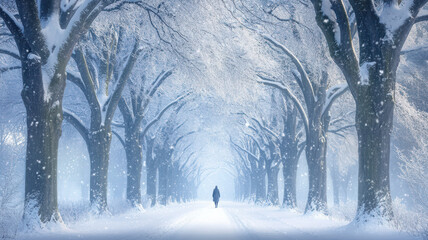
[0,0,427,236]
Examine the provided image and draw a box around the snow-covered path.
[17,201,418,240]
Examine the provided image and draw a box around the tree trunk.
[88,127,112,213]
[146,163,157,207]
[145,138,157,207]
[125,133,143,207]
[158,161,169,206]
[282,153,299,209]
[304,82,330,214]
[354,87,394,221]
[332,173,340,206]
[305,126,328,214]
[250,172,257,201]
[22,61,65,224]
[244,176,251,200]
[255,167,266,203]
[352,21,398,221]
[281,107,300,209]
[266,166,279,205]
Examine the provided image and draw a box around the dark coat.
[212,187,220,202]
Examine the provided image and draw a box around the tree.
[117,69,172,207]
[309,0,427,222]
[147,100,193,206]
[0,0,122,223]
[64,25,142,213]
[229,141,252,201]
[237,112,283,205]
[115,91,188,207]
[231,134,267,203]
[258,36,349,213]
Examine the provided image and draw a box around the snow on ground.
[16,201,420,240]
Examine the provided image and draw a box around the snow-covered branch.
[111,121,125,128]
[310,0,360,93]
[112,129,125,148]
[174,131,196,147]
[105,40,142,126]
[257,75,309,135]
[141,92,190,138]
[118,97,135,124]
[148,69,173,97]
[328,124,355,134]
[63,108,90,143]
[230,140,258,163]
[321,83,349,117]
[0,66,20,74]
[66,71,86,93]
[0,49,20,60]
[0,5,26,51]
[14,1,49,60]
[415,14,428,23]
[262,35,315,105]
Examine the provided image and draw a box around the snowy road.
[17,201,417,240]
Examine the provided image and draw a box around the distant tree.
[114,91,188,207]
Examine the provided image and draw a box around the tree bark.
[158,160,169,206]
[22,61,65,223]
[255,166,266,203]
[145,137,157,207]
[308,0,428,221]
[355,85,394,221]
[304,75,331,214]
[281,106,300,209]
[125,132,143,207]
[266,166,279,205]
[331,169,340,206]
[282,152,299,209]
[88,127,112,213]
[305,116,329,213]
[146,163,157,207]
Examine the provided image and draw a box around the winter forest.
[0,0,427,239]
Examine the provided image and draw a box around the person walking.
[212,186,220,208]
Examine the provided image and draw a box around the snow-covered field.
[15,201,420,240]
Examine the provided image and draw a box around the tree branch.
[231,140,258,162]
[141,93,189,138]
[321,83,349,117]
[414,14,428,24]
[257,75,309,136]
[112,129,125,148]
[0,5,27,53]
[105,40,142,126]
[310,0,360,96]
[0,48,20,60]
[0,65,20,73]
[262,34,315,106]
[118,97,134,126]
[148,69,173,97]
[63,108,89,144]
[15,0,49,60]
[111,121,125,128]
[66,71,86,93]
[328,124,355,134]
